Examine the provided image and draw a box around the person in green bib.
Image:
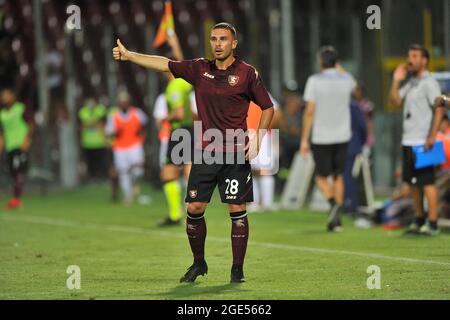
[0,88,34,209]
[78,98,108,181]
[158,32,197,227]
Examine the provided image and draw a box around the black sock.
[230,211,249,266]
[13,173,25,198]
[186,211,207,263]
[429,220,438,230]
[328,198,336,208]
[415,216,425,227]
[111,175,119,199]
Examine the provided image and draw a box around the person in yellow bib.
[158,75,195,226]
[78,98,108,181]
[157,32,196,227]
[0,88,34,209]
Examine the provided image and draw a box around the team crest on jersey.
[228,75,240,86]
[189,190,198,198]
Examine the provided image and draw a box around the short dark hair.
[319,46,338,68]
[409,44,430,61]
[212,22,237,38]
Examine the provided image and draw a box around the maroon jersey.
[168,56,273,150]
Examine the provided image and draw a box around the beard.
[408,63,422,76]
[215,50,232,61]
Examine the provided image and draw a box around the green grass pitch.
[1,185,450,300]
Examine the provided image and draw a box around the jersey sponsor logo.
[203,72,215,79]
[246,173,251,184]
[226,195,237,200]
[228,75,239,86]
[189,190,198,198]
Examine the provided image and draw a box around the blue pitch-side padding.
[413,141,446,169]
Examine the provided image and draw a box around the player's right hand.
[393,64,407,81]
[113,39,129,61]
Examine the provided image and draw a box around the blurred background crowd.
[0,0,450,227]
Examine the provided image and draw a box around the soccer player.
[113,22,274,283]
[105,91,148,206]
[390,44,444,236]
[300,46,356,232]
[0,88,34,209]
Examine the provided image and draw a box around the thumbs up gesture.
[112,39,129,61]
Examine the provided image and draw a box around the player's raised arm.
[167,33,184,61]
[112,39,170,72]
[389,63,408,107]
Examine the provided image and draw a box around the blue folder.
[412,141,446,169]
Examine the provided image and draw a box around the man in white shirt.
[390,44,444,236]
[300,46,356,232]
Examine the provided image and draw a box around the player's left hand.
[245,133,259,161]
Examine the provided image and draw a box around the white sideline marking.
[2,214,450,267]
